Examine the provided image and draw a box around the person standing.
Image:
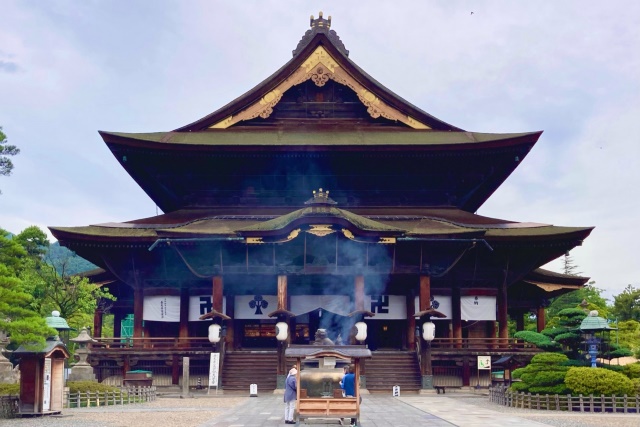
[284,367,297,424]
[341,365,357,426]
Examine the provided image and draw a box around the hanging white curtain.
[414,295,452,320]
[143,295,180,322]
[234,295,278,319]
[460,295,496,321]
[290,295,351,316]
[365,295,407,319]
[188,295,227,321]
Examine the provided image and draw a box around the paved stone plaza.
[3,391,639,427]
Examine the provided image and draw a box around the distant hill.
[47,242,97,275]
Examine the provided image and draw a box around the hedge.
[565,367,636,396]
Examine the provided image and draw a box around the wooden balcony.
[429,338,540,355]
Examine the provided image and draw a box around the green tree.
[562,253,582,276]
[14,226,50,258]
[546,281,608,321]
[616,320,640,357]
[611,285,640,322]
[21,247,115,328]
[0,228,55,347]
[0,127,20,194]
[543,308,586,359]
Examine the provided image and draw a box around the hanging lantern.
[355,322,367,342]
[208,323,222,343]
[276,322,289,341]
[422,321,435,342]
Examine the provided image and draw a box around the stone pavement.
[200,393,552,427]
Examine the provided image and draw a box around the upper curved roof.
[174,16,461,132]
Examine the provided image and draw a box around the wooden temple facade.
[50,13,593,391]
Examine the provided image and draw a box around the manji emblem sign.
[370,295,390,314]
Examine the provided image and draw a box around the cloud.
[0,60,20,73]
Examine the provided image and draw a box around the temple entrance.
[293,309,352,345]
[365,320,404,350]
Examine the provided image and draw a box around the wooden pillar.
[277,275,288,376]
[537,306,546,332]
[419,275,431,311]
[133,287,144,340]
[462,356,471,387]
[226,297,235,350]
[354,275,365,312]
[179,287,189,344]
[452,285,462,345]
[487,321,497,350]
[171,353,180,385]
[212,276,224,313]
[407,294,416,351]
[498,278,509,341]
[418,275,431,376]
[93,308,103,339]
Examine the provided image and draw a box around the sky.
[1,1,639,301]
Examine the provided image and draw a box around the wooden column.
[93,309,103,339]
[277,275,288,376]
[133,287,144,340]
[407,294,416,351]
[354,275,365,312]
[179,287,189,344]
[212,276,224,313]
[452,285,462,346]
[171,353,180,385]
[418,275,431,376]
[498,278,509,341]
[537,306,546,332]
[462,356,471,387]
[226,295,235,350]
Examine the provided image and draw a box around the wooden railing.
[65,386,156,408]
[91,337,213,351]
[489,386,640,413]
[431,338,539,352]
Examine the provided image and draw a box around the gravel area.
[1,395,248,427]
[455,394,640,427]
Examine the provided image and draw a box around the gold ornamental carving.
[210,46,430,130]
[307,224,335,237]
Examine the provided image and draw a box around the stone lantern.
[68,327,97,382]
[579,310,616,368]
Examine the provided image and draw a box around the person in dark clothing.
[284,367,297,424]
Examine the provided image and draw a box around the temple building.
[50,13,592,392]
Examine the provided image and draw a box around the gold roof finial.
[310,11,331,29]
[305,188,337,206]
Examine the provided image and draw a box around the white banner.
[235,295,278,319]
[189,296,227,321]
[366,295,406,319]
[461,296,496,321]
[290,295,351,316]
[414,295,452,320]
[209,353,220,386]
[143,295,180,322]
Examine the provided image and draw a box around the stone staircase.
[221,350,278,392]
[365,351,421,394]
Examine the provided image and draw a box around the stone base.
[419,389,438,394]
[273,389,285,394]
[68,365,96,382]
[277,374,286,389]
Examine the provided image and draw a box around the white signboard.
[209,352,220,387]
[235,295,278,319]
[290,295,351,316]
[461,296,496,321]
[477,355,491,370]
[189,296,227,321]
[143,295,180,322]
[42,358,52,411]
[414,295,452,320]
[366,295,406,319]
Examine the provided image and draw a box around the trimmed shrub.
[514,331,561,351]
[0,383,19,395]
[67,381,123,394]
[565,367,636,396]
[623,363,640,379]
[510,352,570,394]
